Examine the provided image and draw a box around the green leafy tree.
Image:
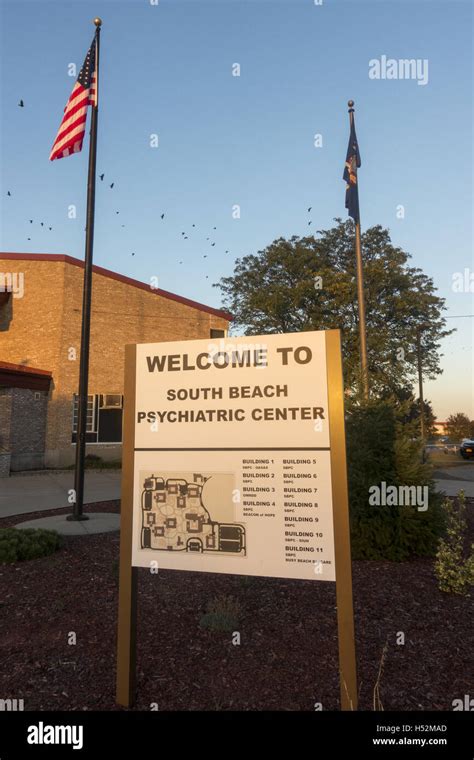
[216,219,453,398]
[445,412,472,443]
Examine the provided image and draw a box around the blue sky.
[1,0,472,420]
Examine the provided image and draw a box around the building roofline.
[0,361,52,377]
[0,361,52,391]
[0,252,233,321]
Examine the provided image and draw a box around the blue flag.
[343,118,361,222]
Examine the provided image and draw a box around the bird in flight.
[121,224,125,227]
[99,174,104,181]
[110,183,114,189]
[161,213,165,219]
[211,243,215,247]
[40,222,44,226]
[29,220,33,223]
[131,252,135,256]
[184,236,188,240]
[225,250,229,253]
[18,100,24,107]
[49,227,52,231]
[116,211,119,214]
[203,255,208,258]
[192,224,196,227]
[307,207,312,212]
[27,237,31,241]
[213,227,216,230]
[7,191,11,196]
[308,221,312,226]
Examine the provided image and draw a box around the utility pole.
[416,326,426,441]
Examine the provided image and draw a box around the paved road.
[0,470,121,518]
[434,464,474,497]
[436,465,474,481]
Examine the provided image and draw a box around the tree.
[216,219,453,398]
[445,413,472,443]
[394,389,437,439]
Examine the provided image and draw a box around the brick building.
[0,362,52,475]
[0,253,231,471]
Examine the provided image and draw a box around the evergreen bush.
[0,528,61,564]
[346,401,444,560]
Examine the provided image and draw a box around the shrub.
[0,528,61,564]
[199,594,241,632]
[346,400,444,560]
[434,492,474,595]
[85,454,101,462]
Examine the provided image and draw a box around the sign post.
[116,344,138,707]
[116,330,357,709]
[326,330,357,710]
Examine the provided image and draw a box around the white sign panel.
[131,331,336,581]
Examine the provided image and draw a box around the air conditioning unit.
[100,394,122,409]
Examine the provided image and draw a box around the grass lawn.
[427,450,473,469]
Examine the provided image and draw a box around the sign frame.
[116,329,357,710]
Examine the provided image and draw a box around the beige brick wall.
[0,257,229,467]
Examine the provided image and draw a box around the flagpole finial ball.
[348,100,354,108]
[93,17,102,26]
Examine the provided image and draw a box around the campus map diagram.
[140,472,246,555]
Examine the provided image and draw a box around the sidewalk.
[0,470,121,518]
[1,467,472,519]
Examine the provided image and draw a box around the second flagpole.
[69,17,102,521]
[348,100,369,401]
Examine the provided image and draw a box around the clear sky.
[1,0,472,420]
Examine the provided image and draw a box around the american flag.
[49,35,97,161]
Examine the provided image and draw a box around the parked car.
[459,440,474,460]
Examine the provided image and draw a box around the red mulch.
[0,500,473,711]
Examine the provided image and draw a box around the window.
[0,291,12,331]
[72,395,96,434]
[210,328,225,339]
[72,394,123,444]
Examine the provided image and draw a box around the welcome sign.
[131,331,334,580]
[117,330,357,709]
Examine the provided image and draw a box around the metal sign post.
[116,344,138,707]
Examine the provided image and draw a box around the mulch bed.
[0,500,473,711]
